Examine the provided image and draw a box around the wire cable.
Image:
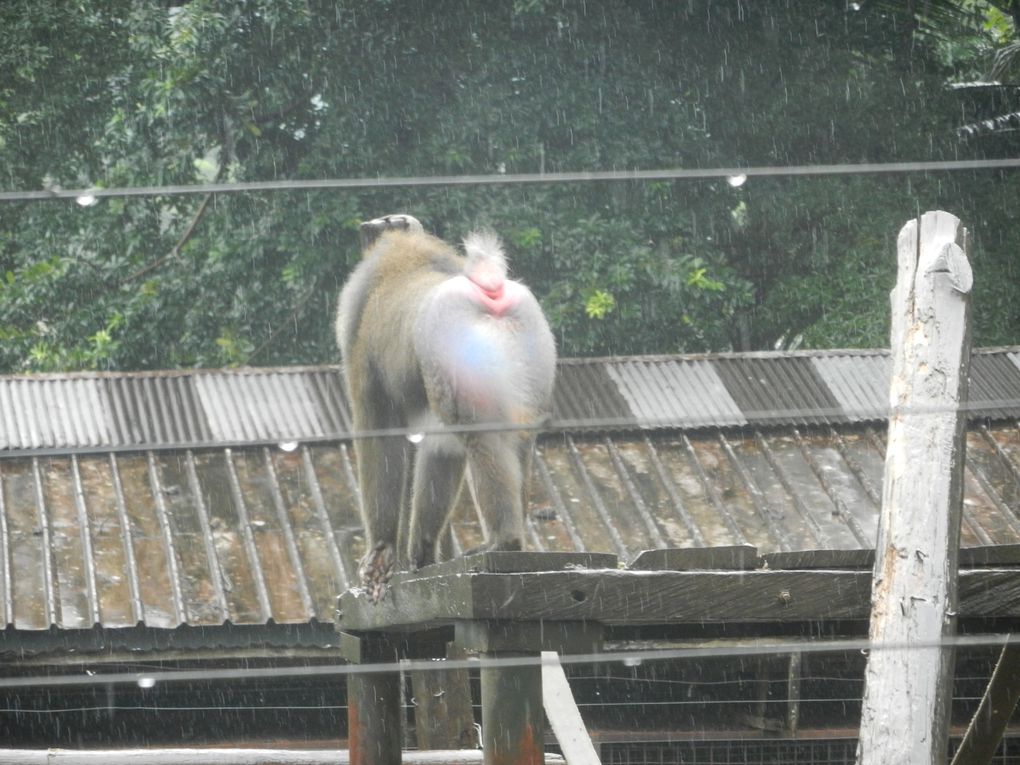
[3,158,1020,203]
[0,633,1014,691]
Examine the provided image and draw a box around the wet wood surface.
[337,551,1020,633]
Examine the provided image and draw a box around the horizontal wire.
[0,695,991,715]
[0,633,1013,691]
[3,158,1020,203]
[325,396,1020,443]
[0,704,347,714]
[2,396,1012,460]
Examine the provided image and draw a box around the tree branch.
[120,192,213,285]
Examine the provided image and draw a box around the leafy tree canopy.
[1,0,1018,372]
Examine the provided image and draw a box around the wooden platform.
[335,548,1020,765]
[337,547,1020,635]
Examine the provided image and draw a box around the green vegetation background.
[1,0,1018,371]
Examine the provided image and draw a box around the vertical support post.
[410,643,476,749]
[786,652,802,735]
[349,671,402,765]
[856,211,973,765]
[480,653,545,765]
[341,632,403,765]
[456,619,601,765]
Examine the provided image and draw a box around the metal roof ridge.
[558,346,1019,364]
[0,365,344,383]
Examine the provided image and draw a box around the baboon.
[336,215,556,601]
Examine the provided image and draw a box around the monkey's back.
[336,230,465,405]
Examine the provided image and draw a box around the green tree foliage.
[0,0,1018,371]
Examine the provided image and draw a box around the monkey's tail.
[463,230,508,276]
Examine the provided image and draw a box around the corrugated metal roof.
[2,348,1018,453]
[602,358,746,428]
[810,352,891,421]
[0,368,350,453]
[1,421,1019,635]
[0,348,1018,647]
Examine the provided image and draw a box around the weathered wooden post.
[856,210,973,765]
[340,632,403,765]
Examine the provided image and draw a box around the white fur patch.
[463,230,508,274]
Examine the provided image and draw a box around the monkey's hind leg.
[407,434,467,569]
[464,432,526,554]
[351,413,412,603]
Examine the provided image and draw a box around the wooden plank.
[465,569,871,625]
[950,638,1020,765]
[410,644,476,750]
[760,549,873,570]
[413,551,619,577]
[456,620,603,654]
[541,652,601,764]
[959,544,1020,567]
[857,211,973,765]
[337,567,1020,632]
[629,545,757,571]
[0,750,562,765]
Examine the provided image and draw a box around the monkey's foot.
[358,542,396,604]
[359,214,424,251]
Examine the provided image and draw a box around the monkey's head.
[359,214,424,252]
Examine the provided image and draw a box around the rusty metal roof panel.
[522,422,1020,566]
[0,445,364,633]
[1,423,1018,639]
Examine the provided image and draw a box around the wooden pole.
[0,750,540,765]
[480,654,545,765]
[856,210,973,765]
[340,632,403,765]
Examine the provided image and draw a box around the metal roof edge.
[1,348,1017,453]
[0,620,340,657]
[0,365,344,384]
[0,346,1016,378]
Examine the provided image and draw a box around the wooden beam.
[541,652,601,764]
[950,638,1020,765]
[0,751,568,765]
[857,211,973,765]
[629,545,757,571]
[338,567,1020,632]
